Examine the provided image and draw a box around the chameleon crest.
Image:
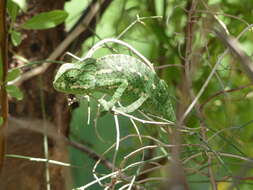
[53,54,175,121]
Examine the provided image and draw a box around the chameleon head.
[53,58,97,94]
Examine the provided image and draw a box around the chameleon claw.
[98,99,112,111]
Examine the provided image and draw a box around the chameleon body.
[53,54,175,121]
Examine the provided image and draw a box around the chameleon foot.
[98,99,114,111]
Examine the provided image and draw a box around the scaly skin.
[53,54,175,121]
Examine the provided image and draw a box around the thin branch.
[117,15,162,39]
[183,152,253,165]
[39,77,51,190]
[184,2,217,188]
[200,84,253,111]
[112,108,173,125]
[170,1,198,189]
[66,138,114,170]
[6,154,72,167]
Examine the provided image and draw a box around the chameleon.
[53,54,175,121]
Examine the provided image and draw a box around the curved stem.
[83,38,155,71]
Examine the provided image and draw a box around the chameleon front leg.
[97,79,128,111]
[72,79,128,111]
[98,79,149,113]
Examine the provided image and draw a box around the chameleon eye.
[69,76,75,80]
[65,70,78,82]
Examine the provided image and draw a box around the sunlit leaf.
[22,10,68,30]
[6,85,23,100]
[7,68,21,82]
[0,117,3,126]
[11,0,26,11]
[7,0,19,21]
[10,30,22,46]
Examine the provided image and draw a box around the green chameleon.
[53,54,175,121]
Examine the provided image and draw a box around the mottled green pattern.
[53,54,175,121]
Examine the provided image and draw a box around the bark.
[0,0,70,189]
[0,0,8,172]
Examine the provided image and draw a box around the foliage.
[6,68,20,82]
[6,85,23,100]
[66,0,253,189]
[21,10,68,30]
[6,0,69,100]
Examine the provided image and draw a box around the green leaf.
[11,0,26,11]
[7,68,21,82]
[22,10,68,30]
[0,117,3,126]
[7,0,19,21]
[6,85,23,100]
[0,54,2,81]
[10,30,22,46]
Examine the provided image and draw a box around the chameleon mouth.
[72,85,89,89]
[53,81,67,92]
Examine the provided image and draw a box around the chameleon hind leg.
[98,79,129,111]
[117,93,149,113]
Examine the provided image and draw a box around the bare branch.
[215,29,253,83]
